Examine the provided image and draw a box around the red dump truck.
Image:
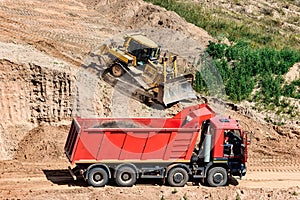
[65,104,249,187]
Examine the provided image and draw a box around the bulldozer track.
[0,7,41,17]
[101,70,154,104]
[0,2,100,54]
[0,13,93,49]
[249,168,300,173]
[249,162,300,168]
[0,15,83,66]
[249,157,300,164]
[248,156,300,172]
[0,0,120,73]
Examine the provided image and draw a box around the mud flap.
[159,74,197,105]
[68,166,77,180]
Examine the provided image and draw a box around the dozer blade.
[161,75,197,105]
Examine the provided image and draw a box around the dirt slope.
[0,0,215,159]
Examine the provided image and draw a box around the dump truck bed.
[65,104,215,165]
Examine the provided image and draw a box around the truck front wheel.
[87,168,109,187]
[115,166,137,187]
[207,167,228,187]
[167,167,189,187]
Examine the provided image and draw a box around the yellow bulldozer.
[101,33,196,106]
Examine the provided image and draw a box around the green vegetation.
[171,188,178,194]
[144,0,300,50]
[291,191,298,196]
[196,41,300,104]
[183,193,188,200]
[195,41,300,120]
[236,192,241,200]
[145,0,300,119]
[193,43,300,120]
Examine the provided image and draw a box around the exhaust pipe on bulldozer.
[172,55,178,77]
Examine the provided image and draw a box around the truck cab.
[194,117,248,186]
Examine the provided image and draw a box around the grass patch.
[194,40,300,118]
[144,0,300,50]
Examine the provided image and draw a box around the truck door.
[224,129,243,157]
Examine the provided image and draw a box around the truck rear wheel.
[87,168,109,187]
[115,166,137,187]
[110,64,125,77]
[207,167,228,187]
[167,167,189,187]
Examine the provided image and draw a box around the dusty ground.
[0,123,300,200]
[0,0,300,199]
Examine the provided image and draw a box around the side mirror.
[242,131,253,145]
[247,139,251,145]
[247,131,253,145]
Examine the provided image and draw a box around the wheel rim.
[93,172,104,183]
[173,172,184,183]
[213,172,224,184]
[112,65,123,77]
[121,172,132,182]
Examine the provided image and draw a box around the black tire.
[115,166,137,187]
[87,167,109,187]
[110,64,125,77]
[207,167,228,187]
[167,167,189,187]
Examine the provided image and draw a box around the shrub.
[195,41,300,104]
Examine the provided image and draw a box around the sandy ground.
[0,115,299,200]
[0,0,299,199]
[0,158,300,200]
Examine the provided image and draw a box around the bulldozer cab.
[124,34,160,65]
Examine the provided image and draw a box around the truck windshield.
[224,129,242,141]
